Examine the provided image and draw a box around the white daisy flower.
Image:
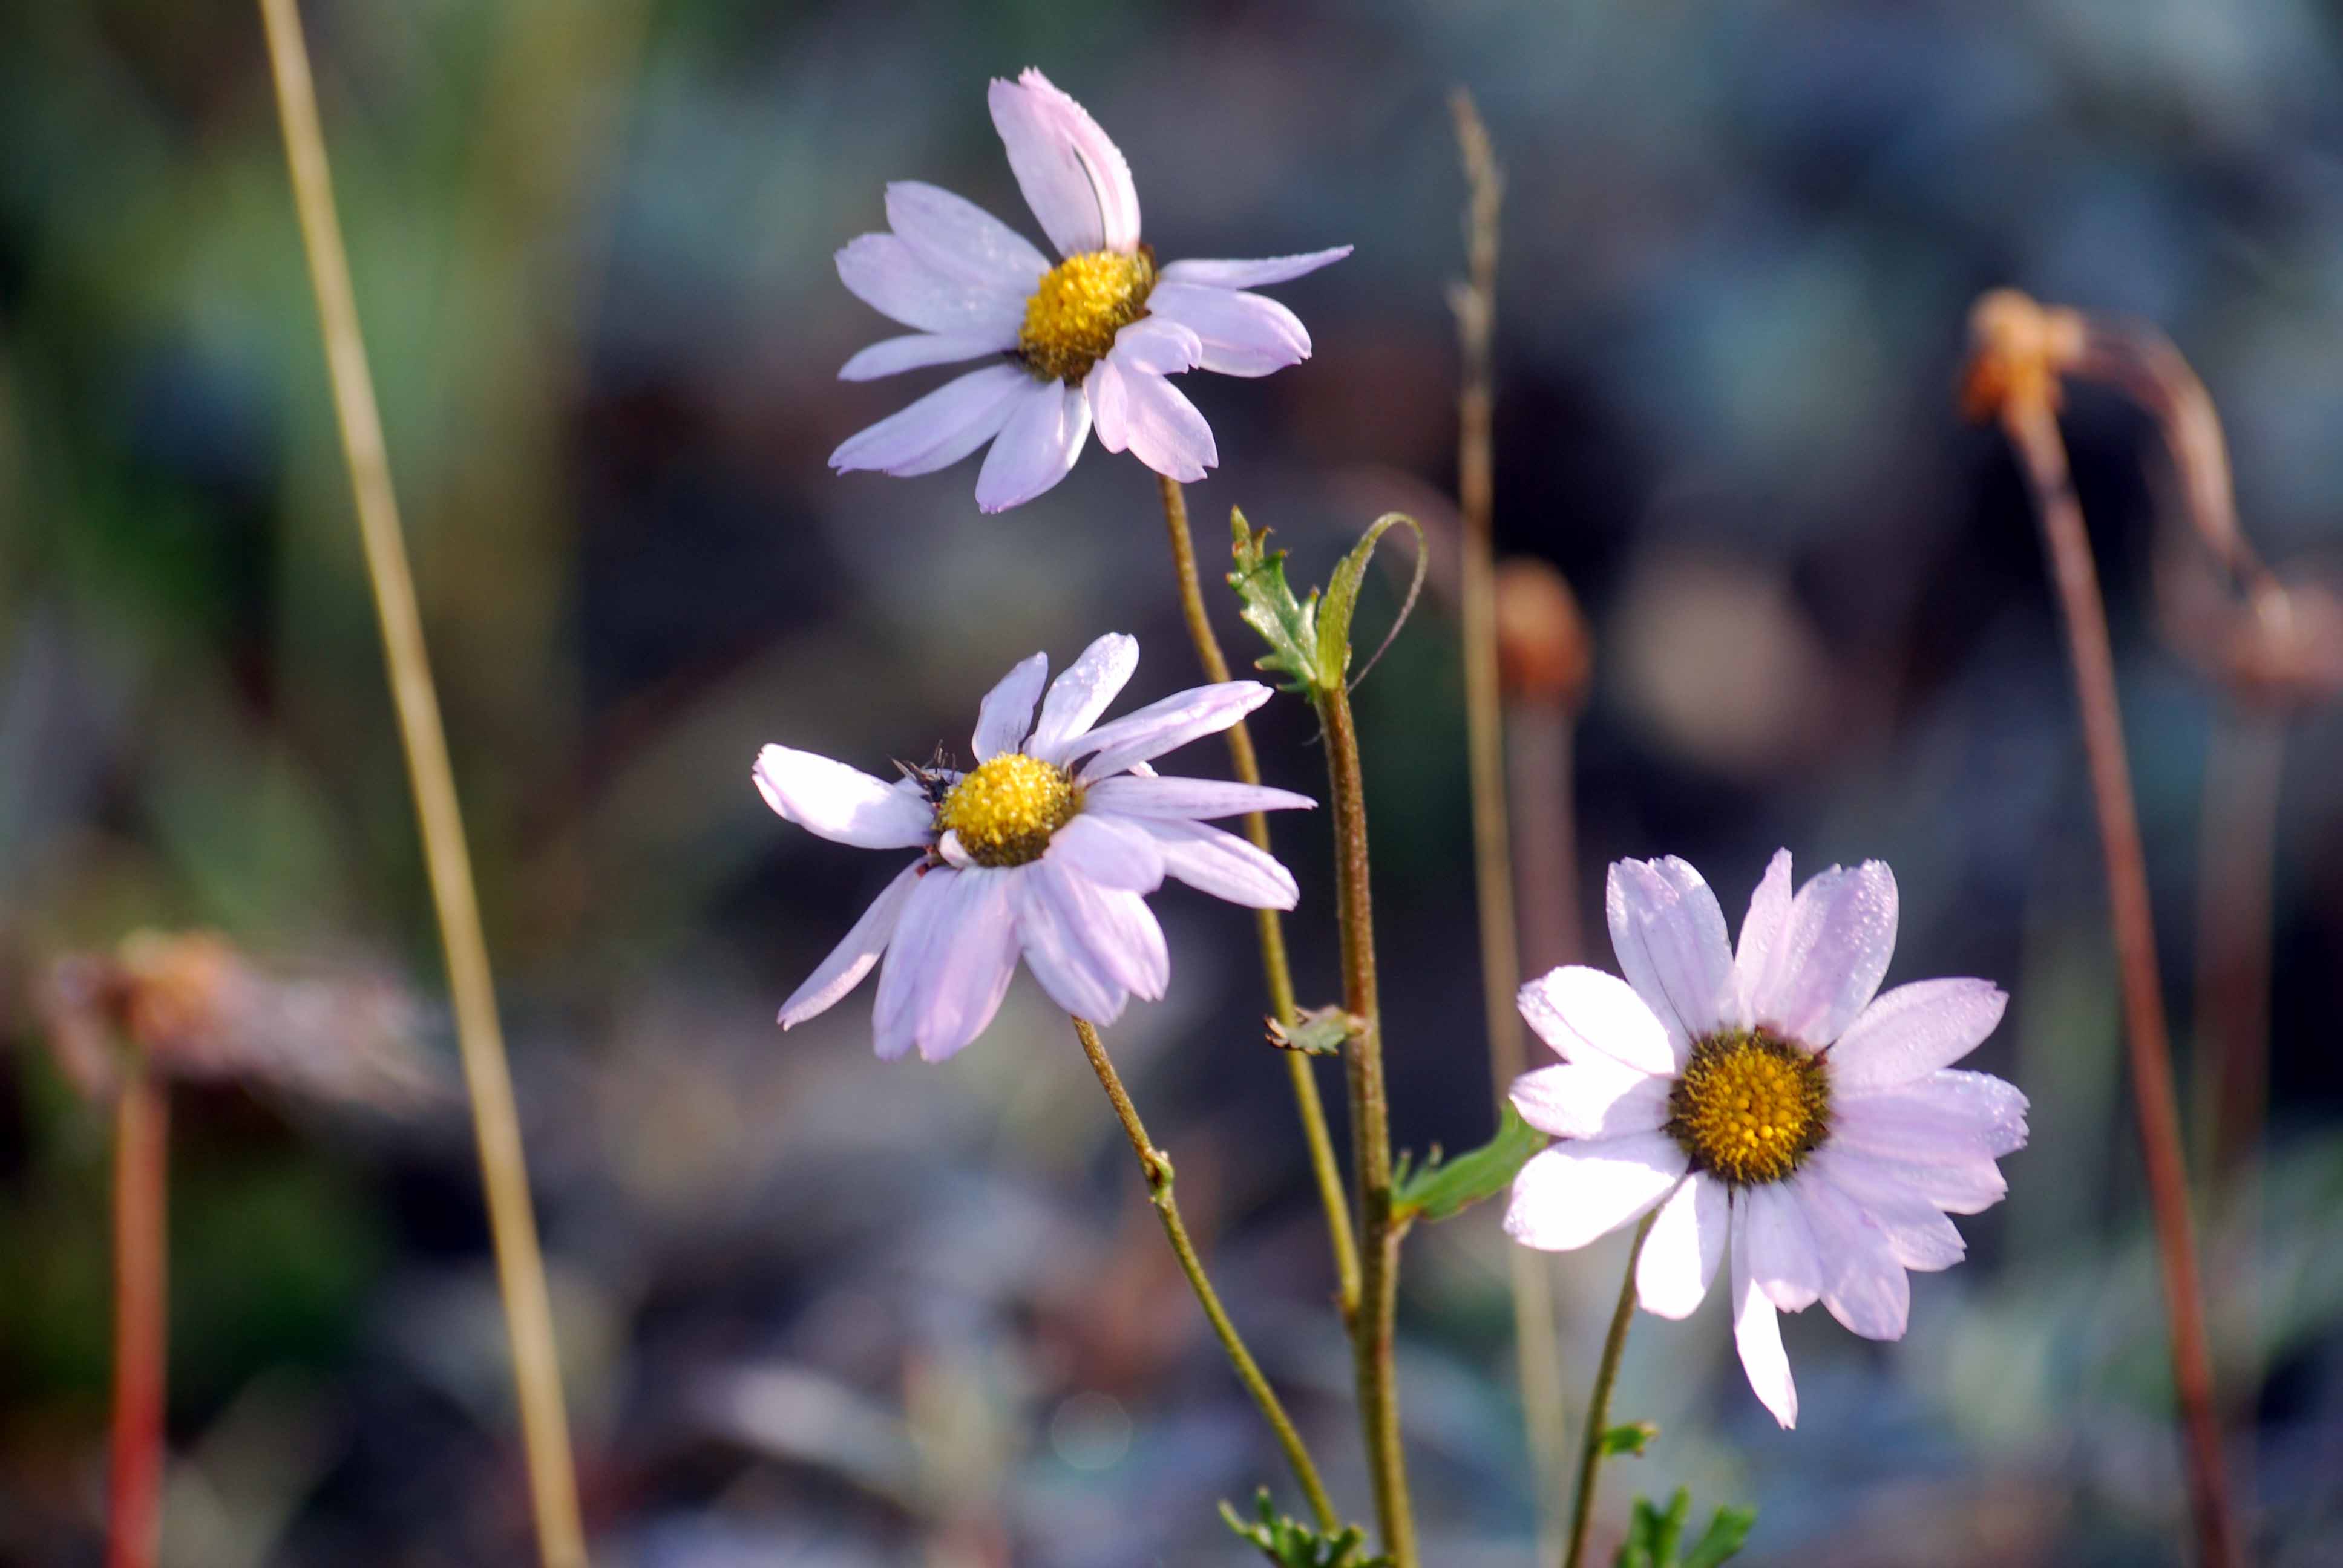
[1504,851,2028,1429]
[828,68,1351,512]
[753,633,1314,1061]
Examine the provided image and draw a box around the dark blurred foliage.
[4,0,2343,1563]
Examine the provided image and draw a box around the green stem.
[1314,679,1417,1567]
[1563,1214,1654,1568]
[1069,1016,1340,1534]
[1156,474,1362,1318]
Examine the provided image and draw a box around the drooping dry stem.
[255,4,586,1562]
[1446,87,1568,1555]
[1561,1214,1653,1568]
[1315,681,1417,1567]
[1156,474,1361,1313]
[1068,1017,1339,1534]
[1996,391,2236,1568]
[106,1063,168,1568]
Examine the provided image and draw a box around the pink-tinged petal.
[1087,362,1216,481]
[1029,633,1139,757]
[972,650,1049,760]
[1159,246,1353,289]
[1824,979,2008,1092]
[1748,861,1899,1048]
[1070,682,1272,780]
[1797,1178,1911,1340]
[1808,1149,1966,1272]
[1731,1221,1799,1428]
[1833,1069,2030,1161]
[1502,1134,1686,1253]
[1733,849,1794,1026]
[1509,1057,1671,1141]
[1012,864,1127,1022]
[1130,818,1297,909]
[1636,1174,1728,1319]
[883,180,1050,294]
[1143,282,1311,377]
[778,858,927,1027]
[974,378,1092,512]
[1742,1181,1824,1311]
[1607,858,1737,1045]
[754,745,934,848]
[1517,965,1679,1076]
[840,332,1013,382]
[911,869,1021,1062]
[1109,316,1203,375]
[1044,812,1166,892]
[836,233,1027,336]
[1083,774,1314,819]
[871,867,962,1060]
[988,68,1139,258]
[1035,861,1168,998]
[1847,1154,2007,1215]
[830,364,1032,477]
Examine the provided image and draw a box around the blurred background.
[5,1,2343,1563]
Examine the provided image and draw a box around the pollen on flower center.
[1018,248,1156,384]
[936,753,1083,867]
[1666,1030,1831,1186]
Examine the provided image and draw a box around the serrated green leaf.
[1314,512,1426,692]
[1679,1505,1757,1568]
[1391,1102,1547,1223]
[1614,1488,1755,1568]
[1217,1489,1391,1568]
[1227,509,1324,691]
[1598,1420,1660,1457]
[1267,1005,1362,1056]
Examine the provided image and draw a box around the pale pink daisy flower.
[828,68,1351,512]
[753,633,1312,1060]
[1504,851,2027,1428]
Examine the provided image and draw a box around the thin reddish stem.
[106,1065,169,1568]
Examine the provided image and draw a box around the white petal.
[1733,849,1794,1027]
[754,745,933,848]
[1012,864,1127,1022]
[1846,1153,2007,1215]
[835,233,1027,336]
[1797,1178,1911,1341]
[1516,965,1678,1076]
[1606,858,1737,1045]
[1144,282,1311,377]
[778,859,926,1027]
[883,180,1051,294]
[1832,1070,2030,1162]
[1035,861,1168,998]
[871,867,962,1060]
[1731,1221,1799,1428]
[1159,246,1352,290]
[1636,1175,1728,1320]
[1824,979,2008,1092]
[1742,1181,1824,1311]
[839,332,1013,382]
[972,650,1049,761]
[1044,812,1166,892]
[1029,633,1139,756]
[1133,817,1298,909]
[1109,315,1203,374]
[1070,681,1271,780]
[988,68,1139,258]
[1808,1150,1966,1272]
[974,377,1091,512]
[1509,1057,1672,1141]
[830,364,1032,477]
[1082,774,1314,819]
[909,869,1022,1062]
[1084,361,1216,481]
[1502,1134,1686,1253]
[1748,861,1899,1048]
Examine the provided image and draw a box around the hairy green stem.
[1314,680,1417,1566]
[257,3,586,1561]
[1157,474,1362,1316]
[1069,1016,1339,1532]
[1563,1214,1654,1568]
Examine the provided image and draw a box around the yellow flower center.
[1666,1029,1830,1186]
[1018,247,1156,384]
[936,753,1083,867]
